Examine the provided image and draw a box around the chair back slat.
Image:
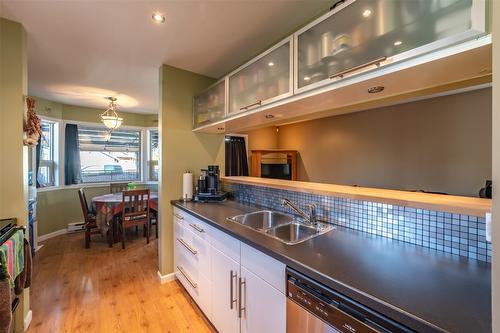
[78,188,90,223]
[122,189,150,221]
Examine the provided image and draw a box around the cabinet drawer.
[174,208,212,241]
[211,226,240,263]
[173,207,189,223]
[176,226,211,278]
[175,260,211,318]
[241,242,285,294]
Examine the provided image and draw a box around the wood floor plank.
[27,232,215,333]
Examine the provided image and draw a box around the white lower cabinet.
[211,247,240,333]
[240,266,286,333]
[173,208,286,333]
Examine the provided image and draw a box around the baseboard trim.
[38,228,67,242]
[24,310,32,331]
[157,271,176,284]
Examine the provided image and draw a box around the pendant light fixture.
[100,97,123,130]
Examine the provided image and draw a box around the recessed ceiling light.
[152,13,165,23]
[394,40,402,46]
[367,86,384,94]
[303,76,311,81]
[265,114,274,119]
[268,62,274,67]
[362,9,372,17]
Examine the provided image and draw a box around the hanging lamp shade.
[100,97,123,130]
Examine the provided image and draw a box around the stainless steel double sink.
[227,210,334,245]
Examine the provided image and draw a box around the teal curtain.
[64,124,82,185]
[35,135,41,188]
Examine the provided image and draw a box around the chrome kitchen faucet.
[281,198,318,227]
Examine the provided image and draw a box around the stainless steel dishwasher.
[286,268,415,333]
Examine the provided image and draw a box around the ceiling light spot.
[152,13,165,23]
[367,86,384,94]
[268,62,274,67]
[362,9,372,18]
[303,76,311,81]
[394,40,402,46]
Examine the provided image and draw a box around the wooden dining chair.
[149,210,158,239]
[119,189,150,249]
[110,182,128,193]
[78,188,99,248]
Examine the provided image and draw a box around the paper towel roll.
[182,172,193,201]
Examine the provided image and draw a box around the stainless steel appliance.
[286,268,414,333]
[194,165,227,202]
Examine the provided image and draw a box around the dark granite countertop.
[172,200,491,333]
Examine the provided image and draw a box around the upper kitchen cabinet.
[295,0,487,93]
[228,37,293,116]
[193,79,227,129]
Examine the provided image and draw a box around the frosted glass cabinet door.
[193,79,226,128]
[229,38,292,115]
[296,0,483,91]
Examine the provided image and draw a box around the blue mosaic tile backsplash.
[224,182,492,263]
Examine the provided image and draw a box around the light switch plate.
[485,212,492,242]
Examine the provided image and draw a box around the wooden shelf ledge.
[221,176,491,217]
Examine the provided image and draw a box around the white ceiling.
[1,0,330,114]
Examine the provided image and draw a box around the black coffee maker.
[195,165,227,202]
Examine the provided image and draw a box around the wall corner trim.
[157,271,176,284]
[24,310,32,331]
[38,228,67,242]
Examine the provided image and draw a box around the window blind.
[78,126,140,152]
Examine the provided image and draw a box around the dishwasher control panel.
[286,268,415,333]
[288,279,379,333]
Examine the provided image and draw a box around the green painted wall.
[33,96,158,237]
[0,17,30,331]
[36,183,157,236]
[158,65,225,275]
[34,96,158,127]
[37,186,109,236]
[33,96,63,119]
[36,183,159,237]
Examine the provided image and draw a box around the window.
[78,126,141,183]
[148,129,159,181]
[38,120,57,187]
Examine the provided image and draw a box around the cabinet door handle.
[177,238,197,255]
[329,57,387,79]
[230,270,237,309]
[240,100,262,111]
[238,277,246,318]
[177,265,198,289]
[189,223,205,233]
[174,213,184,220]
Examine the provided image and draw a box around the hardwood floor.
[27,231,215,333]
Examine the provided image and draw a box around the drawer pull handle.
[230,270,237,309]
[189,223,205,233]
[174,213,184,220]
[177,265,198,289]
[238,277,246,318]
[177,238,197,255]
[329,57,387,79]
[240,100,262,111]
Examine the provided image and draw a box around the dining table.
[91,191,159,240]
